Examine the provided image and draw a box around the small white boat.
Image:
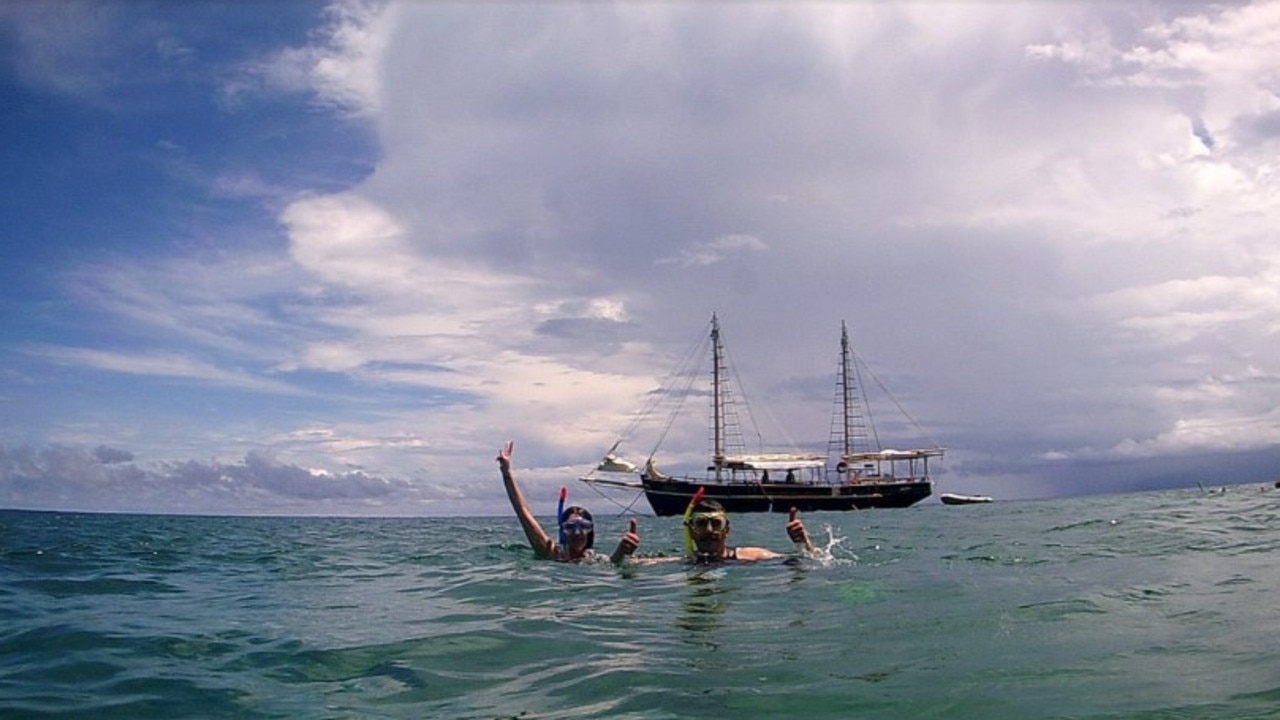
[940,493,993,505]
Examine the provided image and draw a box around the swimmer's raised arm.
[497,440,555,559]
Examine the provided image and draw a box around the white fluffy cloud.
[7,1,1280,513]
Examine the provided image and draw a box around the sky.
[3,0,1280,516]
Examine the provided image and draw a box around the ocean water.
[3,485,1279,719]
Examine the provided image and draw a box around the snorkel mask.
[561,516,594,537]
[686,512,729,536]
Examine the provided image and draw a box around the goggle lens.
[561,519,594,536]
[686,514,727,532]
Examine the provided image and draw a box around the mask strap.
[682,486,706,556]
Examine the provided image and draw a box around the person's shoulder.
[732,546,782,561]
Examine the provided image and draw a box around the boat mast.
[840,321,853,456]
[711,313,724,482]
[829,320,873,468]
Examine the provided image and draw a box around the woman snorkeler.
[497,440,639,563]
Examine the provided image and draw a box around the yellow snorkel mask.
[686,512,729,537]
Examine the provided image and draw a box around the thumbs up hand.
[786,507,815,553]
[611,518,641,564]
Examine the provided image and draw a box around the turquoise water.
[3,486,1280,719]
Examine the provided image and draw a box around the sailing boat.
[579,315,943,515]
[825,320,942,510]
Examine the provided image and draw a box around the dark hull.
[641,475,932,516]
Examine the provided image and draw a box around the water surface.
[4,486,1279,718]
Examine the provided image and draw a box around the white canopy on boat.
[841,448,944,463]
[719,453,826,471]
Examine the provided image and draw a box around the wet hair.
[560,505,595,549]
[693,499,726,515]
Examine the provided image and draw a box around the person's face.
[686,512,729,554]
[561,514,593,557]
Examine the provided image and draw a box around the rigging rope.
[650,328,708,459]
[720,325,809,455]
[854,352,942,450]
[586,318,711,478]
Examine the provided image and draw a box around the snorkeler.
[497,440,640,564]
[684,497,816,563]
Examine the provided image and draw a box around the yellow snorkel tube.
[682,486,706,556]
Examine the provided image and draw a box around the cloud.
[656,234,768,268]
[7,2,1280,514]
[1,2,123,103]
[1107,410,1280,459]
[0,444,437,515]
[1092,272,1280,343]
[241,0,389,116]
[283,192,412,290]
[23,345,303,395]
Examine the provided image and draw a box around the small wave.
[14,576,182,599]
[1015,597,1109,621]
